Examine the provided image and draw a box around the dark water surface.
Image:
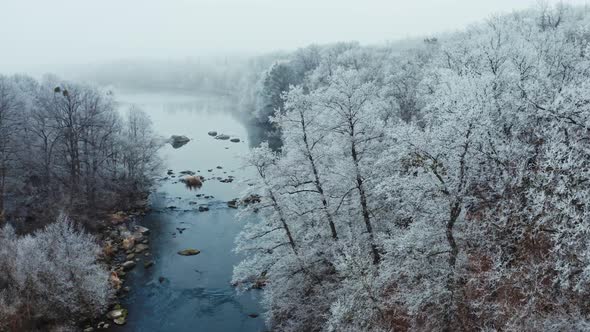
[112,92,265,332]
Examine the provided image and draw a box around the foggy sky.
[0,0,586,72]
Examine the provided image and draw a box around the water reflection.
[232,112,282,150]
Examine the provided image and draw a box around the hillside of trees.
[233,4,590,331]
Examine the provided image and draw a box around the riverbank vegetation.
[0,74,162,329]
[0,216,112,331]
[0,74,161,231]
[234,4,590,331]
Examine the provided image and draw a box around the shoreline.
[84,195,153,331]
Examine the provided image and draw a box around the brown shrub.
[182,176,203,190]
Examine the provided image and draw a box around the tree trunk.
[269,190,297,254]
[300,112,338,240]
[349,123,380,264]
[443,127,471,331]
[442,202,461,332]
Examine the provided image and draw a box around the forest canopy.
[234,4,590,331]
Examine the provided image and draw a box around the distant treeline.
[73,55,282,96]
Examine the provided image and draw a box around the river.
[111,91,266,332]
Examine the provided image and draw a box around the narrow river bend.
[113,92,265,332]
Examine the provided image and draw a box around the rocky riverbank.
[78,200,152,331]
[81,125,262,331]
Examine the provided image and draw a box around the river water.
[112,91,266,332]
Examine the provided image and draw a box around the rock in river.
[121,260,136,271]
[215,134,230,140]
[134,225,150,235]
[107,308,127,320]
[121,237,135,250]
[169,135,190,149]
[114,317,126,325]
[230,138,240,143]
[208,131,217,136]
[178,248,201,256]
[134,243,149,253]
[227,199,238,209]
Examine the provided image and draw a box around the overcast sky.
[0,0,587,72]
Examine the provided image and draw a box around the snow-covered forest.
[0,75,162,330]
[233,5,590,331]
[0,75,162,229]
[2,2,590,331]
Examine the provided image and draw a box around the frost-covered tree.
[235,4,590,331]
[314,68,385,264]
[0,77,23,222]
[0,215,113,330]
[117,105,163,206]
[276,86,339,240]
[0,74,162,230]
[234,143,341,331]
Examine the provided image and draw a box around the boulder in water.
[121,261,136,271]
[121,237,135,250]
[178,248,201,256]
[208,131,217,136]
[169,135,190,149]
[107,308,127,320]
[134,243,149,253]
[242,194,261,205]
[134,225,150,235]
[230,138,240,143]
[113,317,126,325]
[215,134,230,140]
